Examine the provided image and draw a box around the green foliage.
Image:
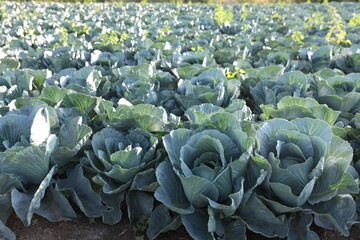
[239,3,249,21]
[133,218,149,233]
[57,26,68,46]
[325,6,351,45]
[31,217,39,226]
[348,14,360,27]
[272,12,282,20]
[88,218,96,224]
[303,11,325,31]
[140,0,148,6]
[100,30,119,45]
[291,31,305,44]
[0,6,7,20]
[213,5,233,25]
[156,25,171,39]
[226,66,246,79]
[190,45,203,52]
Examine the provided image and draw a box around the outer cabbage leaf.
[56,164,105,218]
[51,117,92,168]
[261,96,340,125]
[146,204,182,240]
[185,99,253,128]
[95,100,179,132]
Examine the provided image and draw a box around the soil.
[5,211,360,240]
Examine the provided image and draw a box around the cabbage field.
[0,1,360,240]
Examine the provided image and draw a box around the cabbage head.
[256,118,359,239]
[85,127,161,224]
[175,69,240,111]
[150,114,275,240]
[250,71,309,107]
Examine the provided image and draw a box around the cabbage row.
[0,2,360,240]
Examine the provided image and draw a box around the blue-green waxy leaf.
[262,105,314,121]
[11,166,57,226]
[91,127,124,166]
[126,191,154,223]
[147,204,182,240]
[207,174,244,217]
[310,106,340,126]
[126,167,158,223]
[175,68,239,110]
[325,135,353,165]
[51,117,93,168]
[0,195,12,226]
[212,165,235,202]
[105,164,144,184]
[222,219,247,240]
[0,58,19,72]
[238,194,288,238]
[182,210,213,240]
[278,71,308,86]
[129,168,158,192]
[100,191,125,225]
[56,164,105,218]
[0,219,15,240]
[154,161,194,215]
[185,103,223,124]
[96,101,178,132]
[179,174,219,209]
[291,118,332,144]
[110,147,143,169]
[0,115,31,148]
[256,65,284,80]
[57,117,92,150]
[163,129,193,170]
[310,136,357,204]
[257,119,296,157]
[63,92,98,118]
[261,97,340,125]
[0,145,51,185]
[341,92,360,114]
[31,186,77,223]
[39,85,73,106]
[288,214,319,240]
[0,173,23,195]
[0,174,23,223]
[174,94,204,110]
[204,112,242,132]
[313,195,357,237]
[269,179,316,207]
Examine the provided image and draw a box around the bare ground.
[5,211,360,240]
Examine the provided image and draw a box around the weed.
[132,218,149,234]
[349,14,360,27]
[325,6,351,45]
[213,5,233,26]
[31,217,39,226]
[291,31,305,44]
[89,218,96,224]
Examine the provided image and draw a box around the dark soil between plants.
[5,212,360,240]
